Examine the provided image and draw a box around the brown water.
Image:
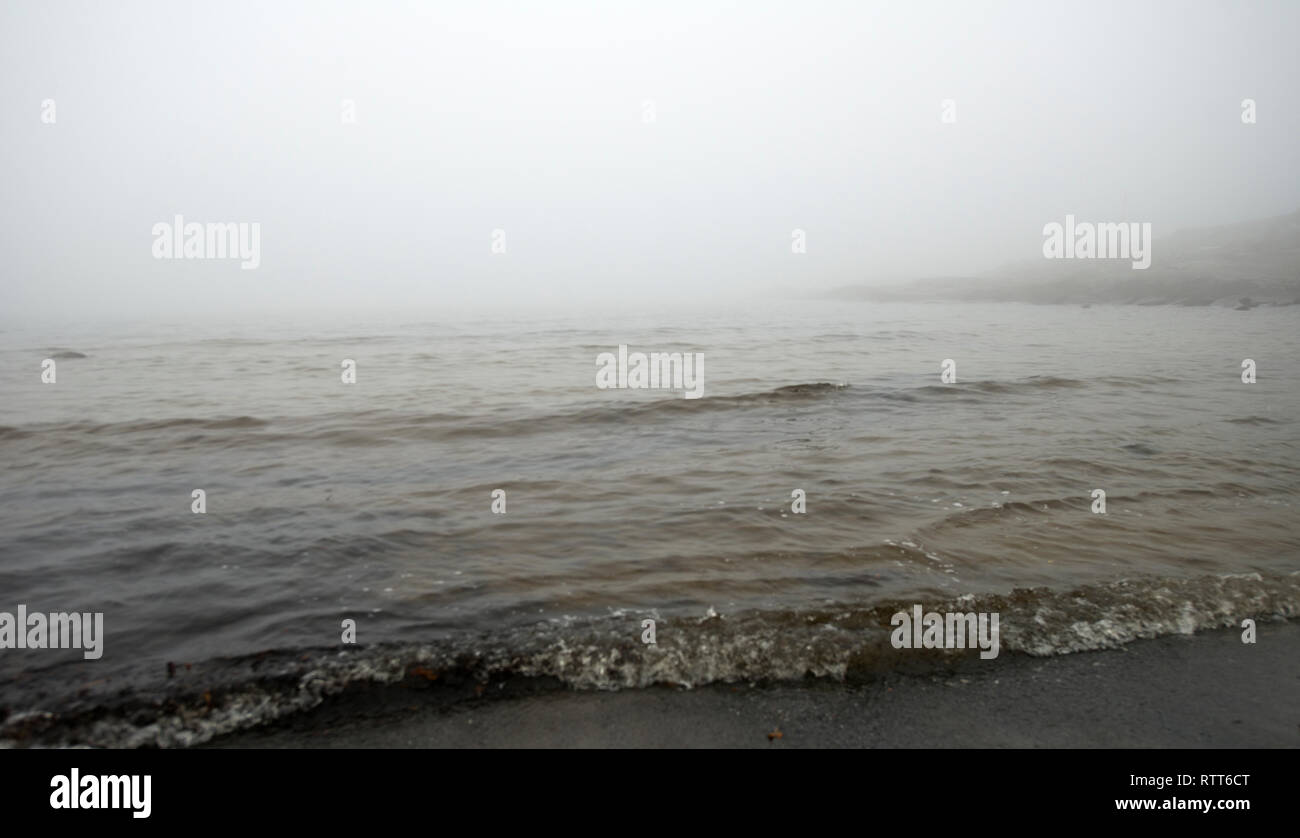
[1,300,1297,746]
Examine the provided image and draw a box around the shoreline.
[206,619,1299,748]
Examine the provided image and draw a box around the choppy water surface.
[1,301,1297,745]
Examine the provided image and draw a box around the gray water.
[1,300,1298,745]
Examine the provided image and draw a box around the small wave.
[408,383,854,441]
[909,376,1088,399]
[1225,416,1284,426]
[22,416,273,437]
[4,572,1295,748]
[754,382,850,398]
[1095,374,1181,388]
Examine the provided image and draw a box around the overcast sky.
[1,0,1298,321]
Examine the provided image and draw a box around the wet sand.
[204,620,1300,748]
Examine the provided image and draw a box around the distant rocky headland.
[827,209,1300,306]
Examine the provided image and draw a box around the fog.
[2,0,1298,322]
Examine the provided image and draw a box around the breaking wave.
[4,571,1295,748]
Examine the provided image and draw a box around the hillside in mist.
[829,209,1300,306]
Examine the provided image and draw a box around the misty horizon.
[3,0,1299,322]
